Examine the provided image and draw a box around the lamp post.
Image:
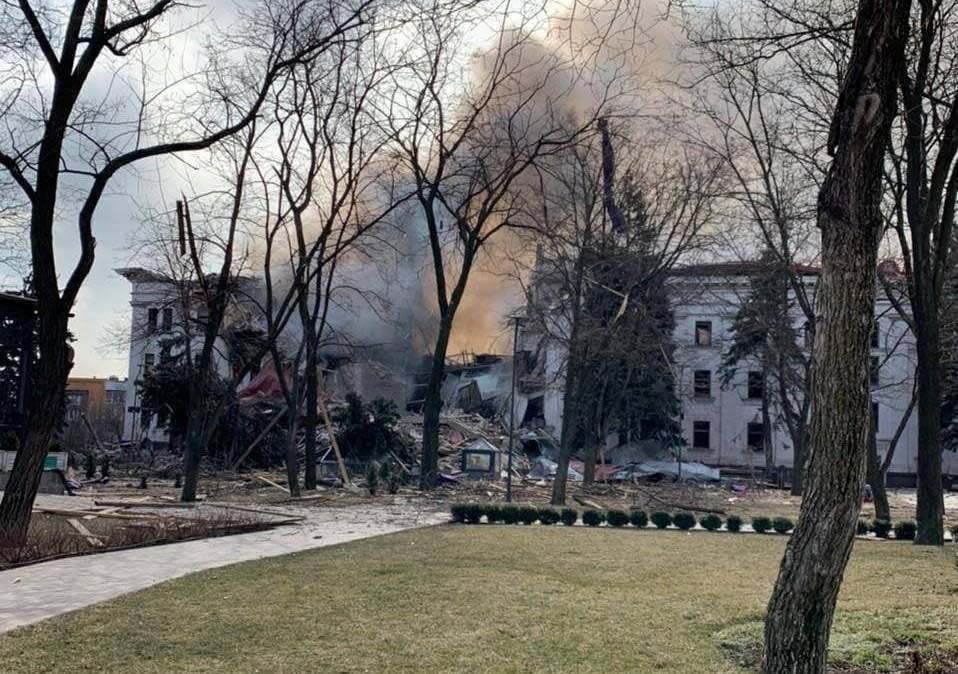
[506,315,522,502]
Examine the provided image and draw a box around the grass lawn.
[2,526,956,673]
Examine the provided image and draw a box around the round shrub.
[772,517,794,535]
[606,510,629,527]
[893,520,916,541]
[856,520,870,536]
[699,514,722,531]
[650,511,672,529]
[450,503,467,523]
[485,505,503,524]
[629,510,648,528]
[538,508,560,526]
[752,516,772,534]
[463,503,484,524]
[560,508,578,526]
[582,510,605,527]
[725,515,743,533]
[500,505,520,525]
[673,512,696,531]
[518,506,539,525]
[871,519,892,539]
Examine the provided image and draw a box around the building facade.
[516,261,958,485]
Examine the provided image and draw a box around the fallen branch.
[67,518,104,547]
[254,474,290,494]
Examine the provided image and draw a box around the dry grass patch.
[0,527,955,673]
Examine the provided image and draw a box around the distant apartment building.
[516,260,958,487]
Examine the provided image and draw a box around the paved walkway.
[0,500,445,634]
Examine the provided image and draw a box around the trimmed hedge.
[650,511,672,529]
[485,505,502,523]
[560,508,578,526]
[518,506,539,525]
[463,504,484,524]
[629,510,649,528]
[752,516,772,534]
[606,510,629,527]
[872,519,892,539]
[893,520,916,541]
[450,503,467,523]
[772,517,794,535]
[582,510,605,527]
[699,514,722,531]
[857,520,870,536]
[725,515,742,533]
[538,508,561,526]
[673,512,696,531]
[500,505,521,525]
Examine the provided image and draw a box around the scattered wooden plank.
[253,474,290,494]
[573,496,604,510]
[94,500,196,509]
[202,502,305,521]
[67,518,104,547]
[34,506,165,522]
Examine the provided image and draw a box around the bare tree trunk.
[762,368,774,478]
[420,317,453,490]
[762,1,908,671]
[867,408,891,522]
[285,413,301,498]
[914,318,945,544]
[0,311,70,544]
[303,341,319,491]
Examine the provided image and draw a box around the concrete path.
[0,500,446,634]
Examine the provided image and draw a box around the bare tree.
[383,0,629,488]
[761,1,909,671]
[0,0,379,539]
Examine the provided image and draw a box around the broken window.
[871,400,879,434]
[147,308,158,333]
[747,422,764,452]
[747,371,764,400]
[693,370,711,398]
[161,307,173,332]
[871,319,880,349]
[870,356,880,387]
[695,320,712,347]
[144,353,155,370]
[692,421,710,449]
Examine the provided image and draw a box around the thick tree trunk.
[914,322,945,544]
[303,344,319,491]
[419,317,453,490]
[0,309,71,545]
[180,425,205,503]
[761,2,908,672]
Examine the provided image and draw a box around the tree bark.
[867,409,891,522]
[762,2,909,672]
[419,317,453,490]
[303,339,319,491]
[914,318,945,544]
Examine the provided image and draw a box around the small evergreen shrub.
[450,503,467,523]
[650,511,672,529]
[752,516,772,534]
[518,506,539,525]
[699,514,722,531]
[463,503,484,524]
[582,510,605,527]
[673,512,696,530]
[857,520,870,535]
[560,508,578,526]
[500,505,521,525]
[629,510,648,528]
[387,473,401,494]
[893,520,917,541]
[538,508,560,525]
[485,504,503,523]
[871,519,892,539]
[607,510,629,527]
[725,515,743,533]
[772,517,794,535]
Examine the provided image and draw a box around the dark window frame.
[747,422,765,452]
[695,320,713,347]
[693,369,712,398]
[147,308,158,333]
[747,371,764,400]
[161,307,173,332]
[692,420,711,449]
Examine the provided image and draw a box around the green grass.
[2,526,956,673]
